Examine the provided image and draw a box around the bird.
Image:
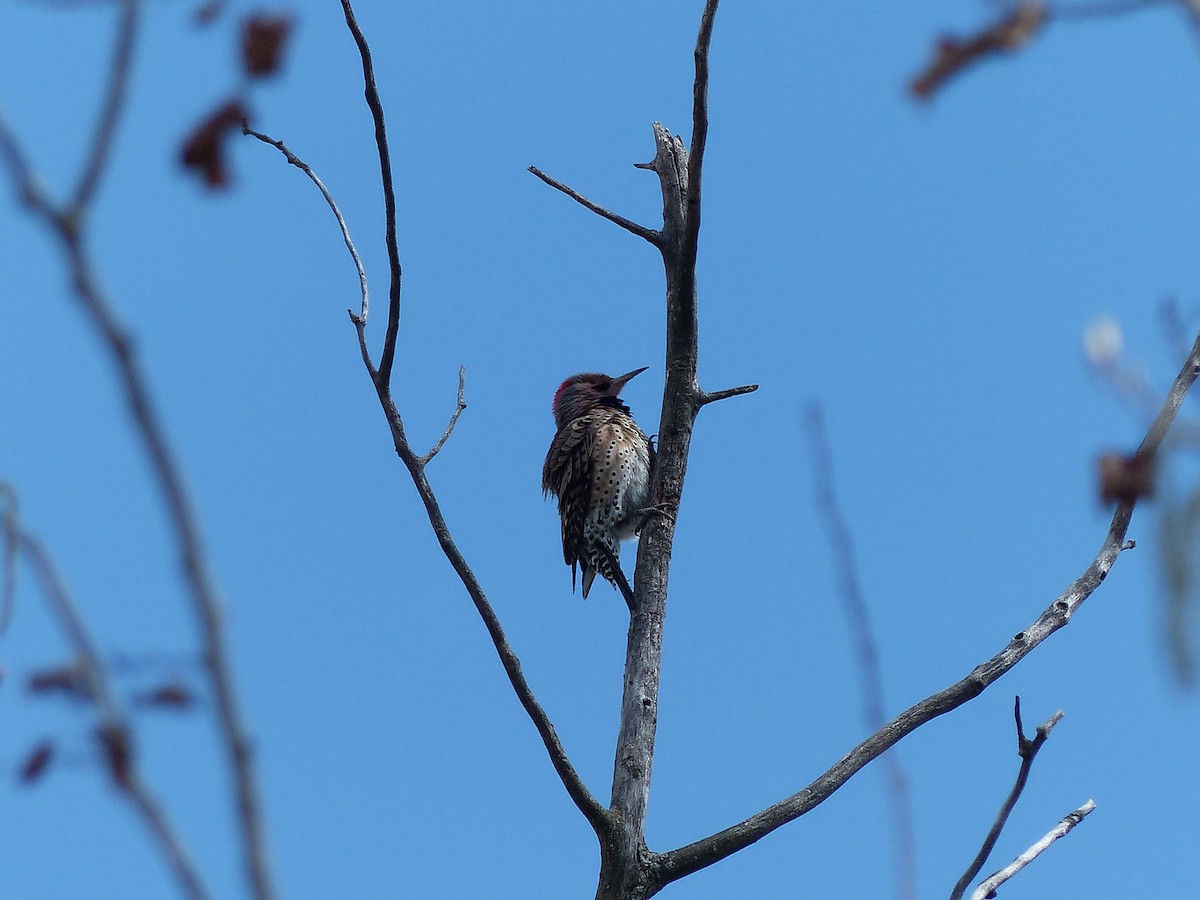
[542,367,654,601]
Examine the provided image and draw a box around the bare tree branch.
[652,331,1200,889]
[697,383,757,406]
[805,405,916,900]
[9,506,208,900]
[593,5,724,898]
[951,698,1064,900]
[970,800,1096,900]
[0,6,274,896]
[419,365,468,465]
[242,123,370,323]
[680,0,719,281]
[340,0,402,385]
[328,0,611,841]
[527,166,661,246]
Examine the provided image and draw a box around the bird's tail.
[585,535,622,599]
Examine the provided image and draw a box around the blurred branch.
[0,5,273,896]
[969,800,1096,900]
[528,166,661,246]
[1159,478,1200,685]
[70,0,139,216]
[654,331,1200,888]
[0,484,18,635]
[1182,0,1200,31]
[804,405,917,900]
[331,0,610,840]
[10,505,207,900]
[951,698,1064,900]
[910,0,1174,101]
[242,123,370,323]
[1053,0,1168,20]
[911,2,1046,101]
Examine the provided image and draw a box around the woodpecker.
[542,368,654,599]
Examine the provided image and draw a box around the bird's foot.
[634,504,676,535]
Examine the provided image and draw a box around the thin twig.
[651,331,1200,890]
[969,800,1096,900]
[950,698,1064,900]
[340,0,402,386]
[527,166,661,246]
[805,405,917,900]
[334,0,610,840]
[0,5,273,896]
[419,366,467,465]
[17,524,208,900]
[697,383,758,406]
[241,123,370,323]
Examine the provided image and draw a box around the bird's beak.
[612,366,649,394]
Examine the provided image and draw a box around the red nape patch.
[553,377,574,412]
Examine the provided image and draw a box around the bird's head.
[551,367,648,427]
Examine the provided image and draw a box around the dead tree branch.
[697,383,758,406]
[951,698,1064,900]
[970,800,1096,900]
[0,4,273,896]
[327,0,610,840]
[589,3,726,898]
[419,366,468,465]
[339,0,401,382]
[652,331,1200,889]
[805,405,917,900]
[528,166,661,246]
[242,123,370,322]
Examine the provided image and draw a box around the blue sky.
[2,1,1199,897]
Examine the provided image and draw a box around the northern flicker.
[542,367,654,600]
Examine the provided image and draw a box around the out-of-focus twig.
[805,405,917,900]
[12,510,207,899]
[0,484,18,635]
[0,4,272,896]
[911,2,1046,101]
